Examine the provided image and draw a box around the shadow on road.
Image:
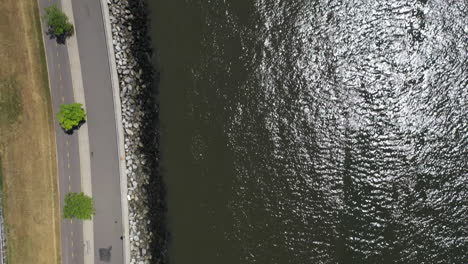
[62,120,86,135]
[46,28,73,45]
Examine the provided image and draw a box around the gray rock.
[124,76,133,83]
[109,2,154,261]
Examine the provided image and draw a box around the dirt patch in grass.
[0,0,60,263]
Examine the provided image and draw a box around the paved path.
[70,0,124,262]
[38,0,126,263]
[38,1,85,263]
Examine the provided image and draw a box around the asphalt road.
[39,1,84,263]
[38,0,124,263]
[71,0,124,263]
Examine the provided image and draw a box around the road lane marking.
[71,240,74,247]
[71,231,74,237]
[67,152,70,158]
[68,184,71,191]
[61,96,65,103]
[60,75,62,81]
[57,51,59,56]
[66,140,69,145]
[68,175,71,181]
[57,63,60,69]
[71,252,74,258]
[68,162,70,168]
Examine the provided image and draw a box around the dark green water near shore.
[148,0,467,263]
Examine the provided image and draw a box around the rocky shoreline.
[107,0,167,263]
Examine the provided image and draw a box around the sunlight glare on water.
[149,0,468,263]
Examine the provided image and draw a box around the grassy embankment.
[0,0,60,263]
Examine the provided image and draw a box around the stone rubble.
[107,0,157,263]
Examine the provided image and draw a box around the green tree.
[56,103,86,131]
[43,4,74,37]
[63,192,95,220]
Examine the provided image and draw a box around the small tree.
[43,4,74,37]
[56,103,86,131]
[63,192,95,220]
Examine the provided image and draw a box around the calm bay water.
[148,0,467,263]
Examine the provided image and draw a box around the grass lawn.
[0,0,60,263]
